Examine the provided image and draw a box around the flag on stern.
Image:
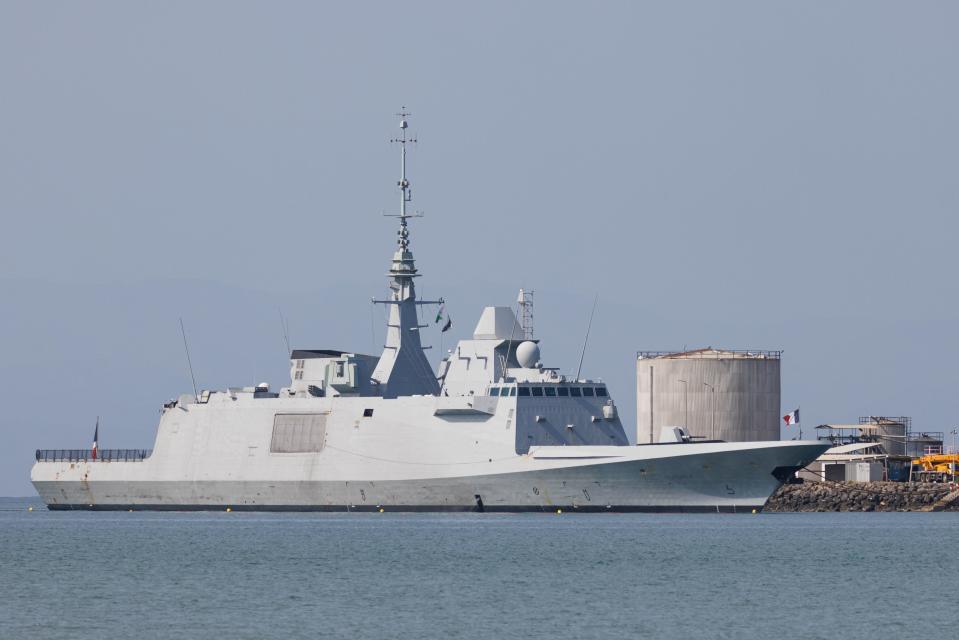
[783,409,799,426]
[91,417,99,460]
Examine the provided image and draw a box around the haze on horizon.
[1,1,957,495]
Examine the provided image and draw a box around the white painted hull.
[32,440,827,512]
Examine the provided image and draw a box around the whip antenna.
[575,294,599,381]
[179,317,199,402]
[278,309,291,355]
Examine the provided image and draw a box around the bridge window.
[583,387,595,397]
[558,387,569,397]
[509,387,517,396]
[570,387,582,397]
[531,387,544,397]
[489,387,500,396]
[545,387,557,397]
[595,387,608,397]
[517,387,531,397]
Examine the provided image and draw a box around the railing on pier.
[35,449,153,463]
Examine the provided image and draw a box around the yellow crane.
[910,454,959,483]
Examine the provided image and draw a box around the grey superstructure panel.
[514,395,629,454]
[270,413,328,453]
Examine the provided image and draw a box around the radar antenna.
[387,107,421,251]
[518,288,534,340]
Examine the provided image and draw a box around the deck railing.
[35,449,153,462]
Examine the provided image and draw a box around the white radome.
[516,341,540,368]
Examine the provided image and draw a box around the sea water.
[1,497,956,639]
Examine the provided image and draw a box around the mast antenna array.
[385,107,421,239]
[518,288,534,340]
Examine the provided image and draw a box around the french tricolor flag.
[783,409,799,426]
[91,418,99,461]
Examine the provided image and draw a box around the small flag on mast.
[442,316,452,332]
[783,409,799,426]
[92,417,99,461]
[435,304,445,324]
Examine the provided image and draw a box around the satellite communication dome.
[515,341,540,368]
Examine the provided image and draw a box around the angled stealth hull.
[32,439,826,512]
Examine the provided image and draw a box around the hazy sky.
[2,2,957,495]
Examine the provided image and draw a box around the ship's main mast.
[370,111,442,398]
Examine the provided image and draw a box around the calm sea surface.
[1,496,956,639]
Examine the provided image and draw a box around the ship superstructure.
[369,112,439,399]
[31,114,828,512]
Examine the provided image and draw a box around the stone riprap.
[765,482,959,512]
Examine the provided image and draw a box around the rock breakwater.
[765,482,959,512]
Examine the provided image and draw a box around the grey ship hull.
[33,441,825,513]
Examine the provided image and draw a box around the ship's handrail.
[35,449,153,462]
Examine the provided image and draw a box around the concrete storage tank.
[636,348,781,444]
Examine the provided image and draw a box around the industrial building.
[796,442,888,483]
[801,417,945,482]
[816,416,943,459]
[636,348,781,444]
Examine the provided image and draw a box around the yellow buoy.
[752,509,757,514]
[556,509,562,514]
[226,507,232,512]
[27,506,33,512]
[379,508,385,513]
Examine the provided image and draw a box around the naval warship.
[31,114,828,512]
